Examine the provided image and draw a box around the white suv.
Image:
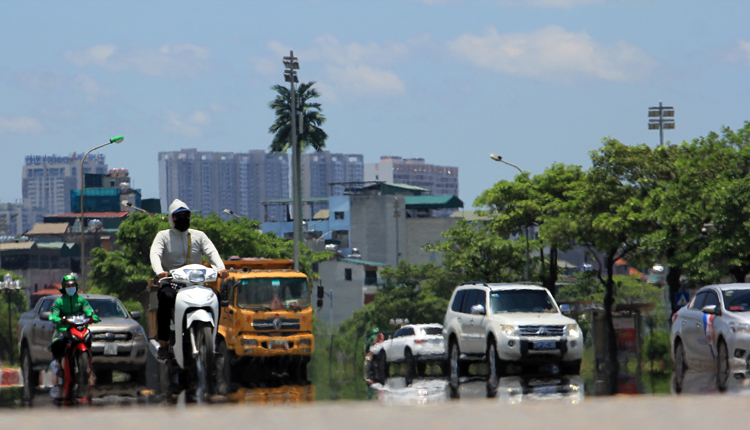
[442,283,583,394]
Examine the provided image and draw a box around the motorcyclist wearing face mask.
[149,199,228,358]
[49,274,100,382]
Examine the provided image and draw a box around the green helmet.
[60,274,78,292]
[371,327,380,336]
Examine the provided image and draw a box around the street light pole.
[648,101,675,146]
[2,274,22,365]
[223,209,241,219]
[284,51,302,272]
[80,136,123,293]
[489,154,530,281]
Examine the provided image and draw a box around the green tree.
[476,163,583,295]
[0,270,27,364]
[268,82,328,154]
[425,219,526,283]
[564,139,655,394]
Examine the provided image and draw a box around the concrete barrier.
[0,368,21,387]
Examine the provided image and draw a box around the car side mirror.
[317,285,324,300]
[702,305,720,315]
[40,311,51,320]
[130,311,141,320]
[470,304,486,315]
[560,304,571,315]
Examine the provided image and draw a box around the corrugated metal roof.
[449,210,492,221]
[312,209,329,220]
[36,242,68,250]
[0,242,35,251]
[26,223,69,235]
[405,194,464,209]
[340,258,389,267]
[263,197,329,204]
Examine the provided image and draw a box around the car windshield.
[722,289,750,312]
[490,290,557,313]
[88,298,129,318]
[236,277,310,310]
[423,327,442,336]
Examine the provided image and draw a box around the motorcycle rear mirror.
[130,311,141,320]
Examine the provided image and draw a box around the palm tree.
[268,81,327,154]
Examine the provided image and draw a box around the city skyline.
[0,2,748,212]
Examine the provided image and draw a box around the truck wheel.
[215,338,232,395]
[288,356,309,385]
[21,346,37,403]
[404,349,416,386]
[561,360,581,375]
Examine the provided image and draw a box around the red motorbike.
[56,313,95,405]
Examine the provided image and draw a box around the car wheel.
[20,346,37,403]
[449,340,461,388]
[486,341,500,398]
[404,349,415,386]
[717,338,729,392]
[673,340,687,377]
[378,352,389,383]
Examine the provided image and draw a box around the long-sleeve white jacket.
[149,199,225,274]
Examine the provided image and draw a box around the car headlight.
[500,325,519,337]
[564,324,581,339]
[729,322,750,334]
[132,326,146,339]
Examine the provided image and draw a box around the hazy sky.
[1,0,749,210]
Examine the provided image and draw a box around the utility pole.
[284,51,302,271]
[648,101,675,146]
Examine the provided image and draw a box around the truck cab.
[205,259,323,385]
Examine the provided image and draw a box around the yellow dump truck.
[205,259,323,388]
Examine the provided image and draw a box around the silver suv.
[442,283,583,395]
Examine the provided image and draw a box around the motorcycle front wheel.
[192,322,215,402]
[75,350,92,403]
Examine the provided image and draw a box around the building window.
[345,268,352,281]
[364,270,377,286]
[335,211,345,220]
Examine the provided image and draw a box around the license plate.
[533,341,556,350]
[269,339,287,349]
[104,343,118,356]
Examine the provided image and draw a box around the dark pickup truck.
[17,293,148,388]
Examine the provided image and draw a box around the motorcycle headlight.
[204,270,218,282]
[185,269,206,283]
[500,324,519,337]
[564,324,581,339]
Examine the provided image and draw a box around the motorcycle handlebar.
[60,316,95,326]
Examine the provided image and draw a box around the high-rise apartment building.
[301,151,364,214]
[158,149,289,222]
[0,199,46,237]
[22,153,108,215]
[364,156,459,196]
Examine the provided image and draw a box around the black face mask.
[174,218,190,232]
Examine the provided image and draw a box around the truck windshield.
[236,278,310,310]
[490,290,557,313]
[88,298,129,318]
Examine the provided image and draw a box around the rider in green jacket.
[49,274,100,358]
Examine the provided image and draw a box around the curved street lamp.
[81,135,124,293]
[490,153,529,281]
[223,209,242,219]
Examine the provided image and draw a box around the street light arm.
[489,154,523,174]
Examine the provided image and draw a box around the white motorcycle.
[149,264,219,402]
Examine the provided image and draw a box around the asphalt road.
[3,393,750,430]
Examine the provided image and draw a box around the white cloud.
[0,117,44,134]
[159,110,211,137]
[64,44,212,77]
[265,35,412,98]
[448,25,655,83]
[725,39,750,66]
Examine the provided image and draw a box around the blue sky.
[1,0,749,210]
